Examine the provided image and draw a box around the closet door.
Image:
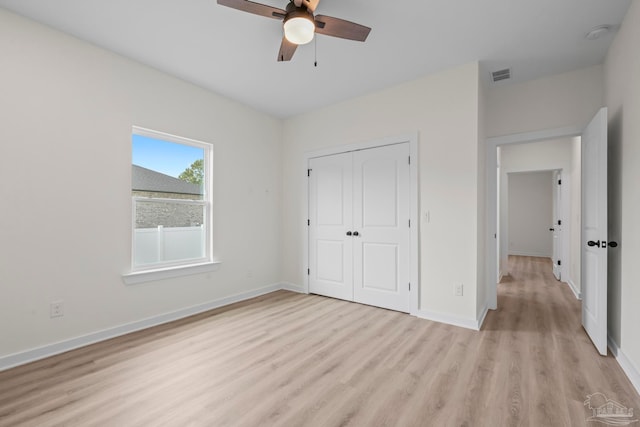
[352,144,410,312]
[308,152,354,301]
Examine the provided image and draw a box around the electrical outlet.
[454,283,464,297]
[50,301,64,318]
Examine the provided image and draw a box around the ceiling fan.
[217,0,371,62]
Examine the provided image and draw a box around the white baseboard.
[608,336,640,396]
[476,304,489,330]
[416,309,480,331]
[508,251,551,258]
[281,282,306,294]
[0,283,286,372]
[566,278,581,300]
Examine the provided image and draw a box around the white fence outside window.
[134,225,205,267]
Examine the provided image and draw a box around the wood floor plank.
[1,256,639,426]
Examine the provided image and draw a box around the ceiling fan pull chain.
[314,36,318,67]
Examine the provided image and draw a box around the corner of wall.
[608,336,640,396]
[476,62,489,318]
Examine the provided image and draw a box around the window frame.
[123,126,218,285]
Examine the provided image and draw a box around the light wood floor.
[1,256,638,426]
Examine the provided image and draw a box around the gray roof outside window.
[132,165,202,195]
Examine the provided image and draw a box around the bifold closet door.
[308,152,354,301]
[308,143,410,313]
[352,144,410,312]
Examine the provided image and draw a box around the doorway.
[487,130,583,310]
[486,108,609,355]
[505,169,557,265]
[496,138,579,291]
[500,169,564,281]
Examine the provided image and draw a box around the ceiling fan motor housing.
[284,3,314,24]
[283,3,315,45]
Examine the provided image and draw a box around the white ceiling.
[0,0,631,118]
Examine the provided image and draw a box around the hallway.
[487,255,639,425]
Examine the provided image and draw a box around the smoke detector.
[585,25,611,40]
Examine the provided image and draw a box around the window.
[126,126,214,281]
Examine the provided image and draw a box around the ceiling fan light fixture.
[284,14,315,45]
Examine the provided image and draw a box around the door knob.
[346,231,352,236]
[587,240,601,248]
[549,228,555,231]
[353,231,360,237]
[609,241,618,248]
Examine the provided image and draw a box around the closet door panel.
[353,143,410,312]
[308,153,353,301]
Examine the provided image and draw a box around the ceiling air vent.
[491,68,511,83]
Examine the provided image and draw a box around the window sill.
[122,261,221,285]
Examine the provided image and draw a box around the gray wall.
[507,171,553,257]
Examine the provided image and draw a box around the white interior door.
[352,144,410,312]
[551,171,562,280]
[581,107,608,356]
[308,153,353,301]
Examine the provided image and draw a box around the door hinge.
[408,219,411,228]
[557,260,561,266]
[558,219,562,225]
[307,219,310,226]
[408,156,411,165]
[307,268,310,275]
[409,282,411,291]
[307,168,311,177]
[558,179,562,185]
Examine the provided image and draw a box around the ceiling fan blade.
[217,0,286,20]
[277,37,298,62]
[314,15,371,42]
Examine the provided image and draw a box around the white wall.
[0,9,282,361]
[507,171,554,257]
[604,0,640,390]
[283,62,483,323]
[487,65,604,137]
[476,67,488,317]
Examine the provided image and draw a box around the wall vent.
[491,68,511,83]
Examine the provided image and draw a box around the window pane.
[131,134,204,187]
[132,134,205,200]
[135,199,204,229]
[131,129,210,270]
[134,200,205,267]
